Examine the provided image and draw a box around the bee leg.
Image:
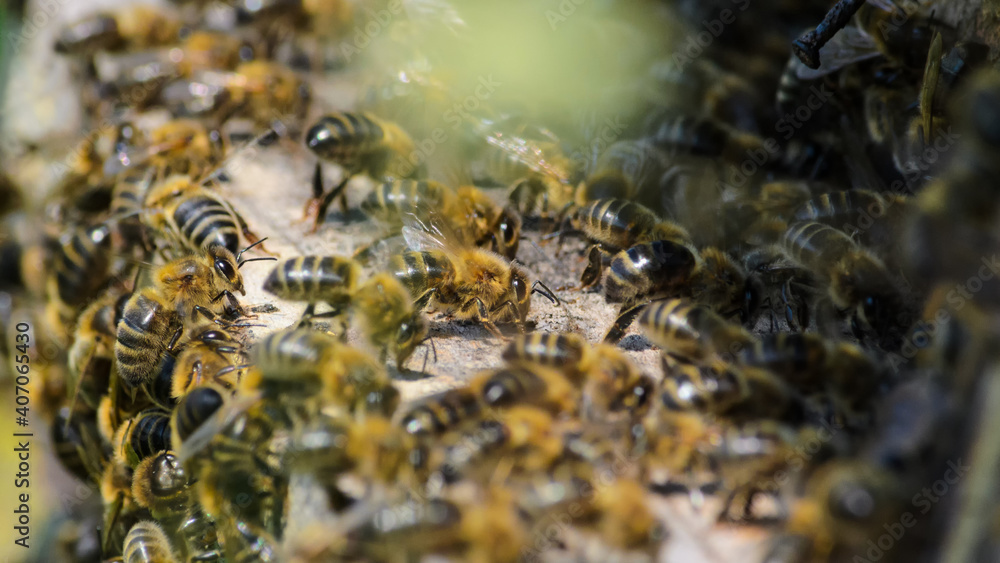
[580,245,608,288]
[412,289,437,311]
[211,290,247,318]
[490,300,524,332]
[469,298,505,339]
[166,327,184,353]
[307,174,351,233]
[781,280,800,331]
[603,300,647,344]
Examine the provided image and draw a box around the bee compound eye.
[215,259,236,281]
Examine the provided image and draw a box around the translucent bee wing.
[401,222,446,253]
[401,211,465,252]
[360,234,408,270]
[481,127,572,184]
[795,26,881,80]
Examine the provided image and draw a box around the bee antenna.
[531,280,561,306]
[420,336,438,373]
[238,256,278,268]
[236,237,267,261]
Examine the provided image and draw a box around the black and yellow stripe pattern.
[793,190,878,224]
[115,289,177,388]
[252,328,337,396]
[577,198,660,249]
[305,112,386,168]
[124,410,172,466]
[660,360,744,414]
[171,385,224,444]
[261,255,359,307]
[605,240,697,302]
[172,192,241,255]
[389,251,455,302]
[478,366,549,409]
[122,520,179,563]
[782,221,858,272]
[501,332,587,371]
[400,387,481,436]
[52,225,111,306]
[639,299,754,361]
[361,179,451,225]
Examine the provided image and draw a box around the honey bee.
[252,327,400,415]
[109,119,223,180]
[767,461,902,563]
[262,257,428,368]
[659,356,799,422]
[452,186,523,260]
[571,198,693,263]
[501,331,590,380]
[170,384,229,451]
[262,255,359,319]
[646,111,771,166]
[100,458,145,557]
[390,219,558,337]
[398,386,482,437]
[67,288,128,413]
[172,61,311,127]
[737,332,883,424]
[303,112,420,231]
[54,4,182,55]
[600,240,700,343]
[193,412,287,551]
[360,179,455,227]
[741,245,817,331]
[51,406,108,483]
[44,224,113,346]
[114,409,173,468]
[501,332,653,420]
[122,520,180,563]
[781,221,906,340]
[794,189,914,264]
[232,0,355,40]
[356,490,527,563]
[164,321,247,402]
[638,298,756,362]
[584,479,662,553]
[472,364,577,415]
[115,289,183,390]
[115,245,253,388]
[97,30,248,111]
[358,180,523,260]
[576,139,673,206]
[110,166,156,252]
[130,452,191,557]
[47,224,112,310]
[142,174,267,256]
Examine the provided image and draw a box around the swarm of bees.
[3,0,1000,561]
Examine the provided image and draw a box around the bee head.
[207,245,245,296]
[305,116,350,160]
[495,206,522,258]
[509,266,531,322]
[394,314,429,371]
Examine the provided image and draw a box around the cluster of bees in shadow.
[2,0,1000,561]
